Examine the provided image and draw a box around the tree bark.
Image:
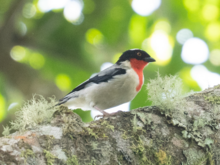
[1,85,220,165]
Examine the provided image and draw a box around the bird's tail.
[55,97,70,106]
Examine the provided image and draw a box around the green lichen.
[205,95,220,105]
[212,105,220,122]
[101,120,114,132]
[183,148,206,165]
[86,128,98,139]
[121,130,129,140]
[44,135,55,150]
[60,111,83,136]
[181,129,214,148]
[21,149,35,163]
[136,112,152,125]
[183,151,214,165]
[193,118,206,131]
[90,142,98,150]
[203,138,214,149]
[130,136,149,164]
[44,150,57,165]
[66,155,79,165]
[86,158,97,165]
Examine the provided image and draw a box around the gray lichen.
[1,76,220,164]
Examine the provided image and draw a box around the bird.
[56,49,155,117]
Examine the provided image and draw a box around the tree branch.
[1,85,220,164]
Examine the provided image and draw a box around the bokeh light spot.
[154,21,171,33]
[205,22,220,42]
[0,94,6,122]
[86,28,104,45]
[176,29,193,45]
[202,4,219,21]
[55,74,72,91]
[38,0,69,12]
[183,0,200,12]
[148,30,173,65]
[10,46,26,62]
[210,49,220,66]
[181,38,209,64]
[29,53,45,69]
[191,65,220,90]
[131,0,161,16]
[22,3,36,18]
[63,0,83,23]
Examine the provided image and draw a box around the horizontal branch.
[0,85,220,165]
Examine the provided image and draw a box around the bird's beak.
[144,57,156,62]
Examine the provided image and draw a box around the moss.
[100,120,114,132]
[102,133,108,138]
[66,155,79,165]
[86,158,97,165]
[155,150,171,165]
[207,152,214,165]
[21,149,35,163]
[121,130,129,140]
[44,135,55,150]
[86,128,98,139]
[61,113,83,136]
[132,114,137,132]
[91,142,98,150]
[205,95,220,105]
[44,150,57,165]
[130,136,150,164]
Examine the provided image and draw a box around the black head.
[116,49,156,64]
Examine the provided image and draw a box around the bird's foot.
[94,110,123,119]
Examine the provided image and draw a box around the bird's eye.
[137,52,141,56]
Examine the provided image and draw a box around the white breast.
[63,61,141,111]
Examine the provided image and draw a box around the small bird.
[56,49,155,117]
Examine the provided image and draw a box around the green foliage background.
[0,0,220,135]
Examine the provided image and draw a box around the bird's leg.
[94,107,110,119]
[94,106,121,119]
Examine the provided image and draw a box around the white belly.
[64,69,141,111]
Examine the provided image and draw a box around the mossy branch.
[1,75,220,165]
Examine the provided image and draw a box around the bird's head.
[116,49,155,70]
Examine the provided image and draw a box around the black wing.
[56,66,126,105]
[71,67,126,93]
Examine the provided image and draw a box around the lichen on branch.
[1,75,220,165]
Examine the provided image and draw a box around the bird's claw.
[94,110,123,120]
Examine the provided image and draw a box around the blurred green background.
[0,0,220,135]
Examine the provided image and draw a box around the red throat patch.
[130,58,148,91]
